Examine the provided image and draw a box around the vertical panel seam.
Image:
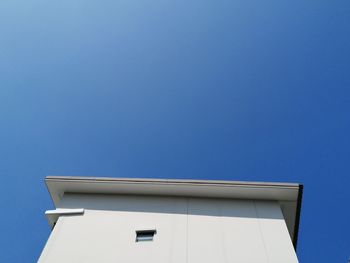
[254,201,270,263]
[186,198,189,263]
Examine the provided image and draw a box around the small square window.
[136,230,156,242]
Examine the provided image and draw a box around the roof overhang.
[45,176,303,249]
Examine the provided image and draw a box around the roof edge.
[45,176,301,189]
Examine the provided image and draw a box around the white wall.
[187,198,298,263]
[38,194,298,263]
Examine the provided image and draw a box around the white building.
[38,176,303,263]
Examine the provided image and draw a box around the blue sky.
[0,0,349,262]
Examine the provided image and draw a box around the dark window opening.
[136,230,156,242]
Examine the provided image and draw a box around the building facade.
[38,176,303,263]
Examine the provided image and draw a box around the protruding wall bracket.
[45,208,85,228]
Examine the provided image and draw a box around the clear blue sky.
[0,0,349,262]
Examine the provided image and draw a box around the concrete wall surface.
[38,194,299,263]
